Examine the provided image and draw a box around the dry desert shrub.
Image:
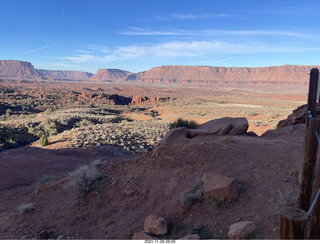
[277,189,299,207]
[17,203,34,215]
[66,164,102,198]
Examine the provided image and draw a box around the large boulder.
[144,214,168,236]
[227,221,257,239]
[188,117,248,138]
[201,172,238,202]
[151,127,188,158]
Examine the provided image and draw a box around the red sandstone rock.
[188,117,248,137]
[90,68,131,82]
[144,214,168,236]
[201,172,238,202]
[227,221,257,239]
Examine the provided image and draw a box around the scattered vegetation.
[66,164,103,198]
[17,203,34,215]
[74,118,94,128]
[0,124,16,148]
[191,224,224,239]
[180,181,203,207]
[169,118,198,129]
[36,175,59,185]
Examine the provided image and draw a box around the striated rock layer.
[90,68,132,82]
[0,60,41,80]
[37,69,93,81]
[133,65,318,85]
[0,60,319,86]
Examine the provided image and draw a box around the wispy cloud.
[24,45,51,55]
[57,40,320,64]
[61,3,66,22]
[57,54,96,62]
[154,13,237,21]
[119,27,315,38]
[213,56,234,65]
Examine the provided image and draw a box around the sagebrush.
[66,164,102,197]
[169,118,198,129]
[17,203,34,215]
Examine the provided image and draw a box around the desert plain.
[0,62,316,240]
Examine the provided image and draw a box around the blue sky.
[1,0,320,73]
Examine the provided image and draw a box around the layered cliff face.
[0,60,41,80]
[0,60,318,86]
[37,69,94,81]
[90,69,132,82]
[135,65,315,85]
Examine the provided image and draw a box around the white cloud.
[154,13,236,21]
[57,54,96,62]
[119,27,315,38]
[56,39,320,65]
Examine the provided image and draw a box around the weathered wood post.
[280,207,308,239]
[309,187,320,239]
[299,117,320,212]
[299,68,319,185]
[307,68,319,118]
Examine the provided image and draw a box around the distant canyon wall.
[133,65,315,86]
[0,60,319,86]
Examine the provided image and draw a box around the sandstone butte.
[0,60,319,86]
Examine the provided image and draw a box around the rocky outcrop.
[188,117,249,137]
[201,172,238,202]
[0,60,41,80]
[90,68,132,82]
[277,103,320,128]
[37,69,93,81]
[0,60,317,86]
[135,65,316,86]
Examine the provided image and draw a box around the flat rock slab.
[201,172,238,202]
[228,221,257,239]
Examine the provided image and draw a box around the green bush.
[39,135,48,147]
[169,118,198,129]
[0,124,15,146]
[75,118,94,128]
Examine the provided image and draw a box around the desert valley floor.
[0,79,314,239]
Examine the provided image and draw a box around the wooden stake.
[280,207,308,239]
[309,188,320,239]
[307,68,319,117]
[299,118,320,212]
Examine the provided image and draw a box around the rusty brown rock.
[144,214,168,236]
[228,221,257,239]
[201,172,238,202]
